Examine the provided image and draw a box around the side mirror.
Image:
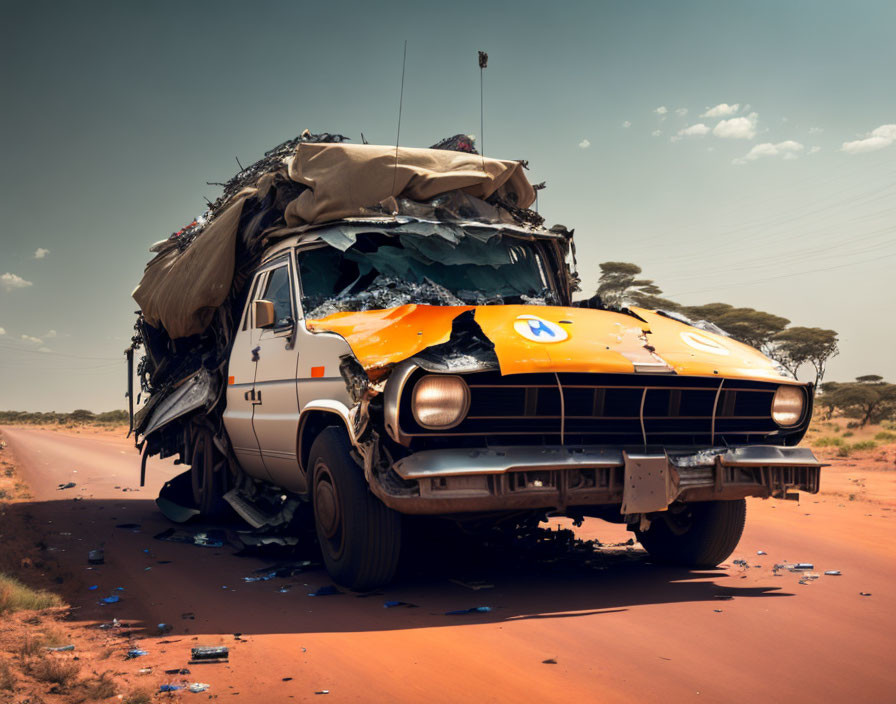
[254,300,275,328]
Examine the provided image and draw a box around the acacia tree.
[817,382,841,419]
[827,377,896,427]
[772,327,839,386]
[596,262,677,309]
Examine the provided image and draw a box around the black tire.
[190,427,228,518]
[635,499,746,567]
[309,427,402,590]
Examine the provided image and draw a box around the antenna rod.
[478,51,488,164]
[391,40,408,199]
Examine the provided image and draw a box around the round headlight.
[411,375,470,429]
[772,385,804,427]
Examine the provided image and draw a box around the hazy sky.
[1,0,894,412]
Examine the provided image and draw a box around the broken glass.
[299,230,552,318]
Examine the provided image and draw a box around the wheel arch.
[297,401,356,478]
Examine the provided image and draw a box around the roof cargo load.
[133,140,537,340]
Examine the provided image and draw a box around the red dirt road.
[3,425,895,703]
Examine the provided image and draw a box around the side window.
[261,265,294,328]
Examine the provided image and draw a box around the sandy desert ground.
[0,424,894,703]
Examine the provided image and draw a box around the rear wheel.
[635,499,746,567]
[310,427,402,590]
[190,427,228,517]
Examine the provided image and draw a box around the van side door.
[223,269,272,481]
[249,254,304,491]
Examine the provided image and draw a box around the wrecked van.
[129,134,821,589]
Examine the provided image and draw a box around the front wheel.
[309,428,402,590]
[635,499,746,567]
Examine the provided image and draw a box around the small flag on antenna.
[478,51,488,69]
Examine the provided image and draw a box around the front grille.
[398,371,808,449]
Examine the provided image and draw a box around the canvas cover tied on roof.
[132,142,537,339]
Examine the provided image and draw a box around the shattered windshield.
[299,231,555,319]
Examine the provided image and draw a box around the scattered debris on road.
[308,585,341,597]
[57,482,76,490]
[191,645,229,662]
[445,606,492,615]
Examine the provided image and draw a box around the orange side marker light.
[310,366,325,378]
[228,375,235,385]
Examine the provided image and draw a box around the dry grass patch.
[124,687,153,704]
[0,658,16,690]
[0,574,62,615]
[25,655,81,688]
[73,671,118,702]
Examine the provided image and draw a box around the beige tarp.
[284,143,534,225]
[132,143,536,339]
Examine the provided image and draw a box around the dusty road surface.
[2,425,895,703]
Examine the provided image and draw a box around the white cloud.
[675,108,688,117]
[1,273,33,292]
[578,138,591,149]
[34,248,49,259]
[809,146,821,154]
[622,121,631,128]
[713,112,758,139]
[808,126,823,135]
[45,329,57,339]
[21,334,43,344]
[841,124,896,154]
[734,140,805,164]
[654,106,668,115]
[38,347,52,353]
[0,327,5,335]
[701,103,740,118]
[678,123,710,137]
[651,129,663,137]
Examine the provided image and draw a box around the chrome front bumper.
[371,445,823,515]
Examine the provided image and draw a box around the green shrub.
[813,436,845,448]
[850,440,878,452]
[875,431,896,442]
[842,431,854,438]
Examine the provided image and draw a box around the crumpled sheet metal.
[309,304,795,383]
[307,304,473,371]
[141,368,217,437]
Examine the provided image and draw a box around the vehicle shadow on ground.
[9,497,792,637]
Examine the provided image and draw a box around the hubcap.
[317,483,339,538]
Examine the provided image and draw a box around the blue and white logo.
[513,315,569,343]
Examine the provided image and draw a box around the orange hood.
[306,304,793,383]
